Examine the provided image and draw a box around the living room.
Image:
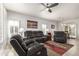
[0,3,79,56]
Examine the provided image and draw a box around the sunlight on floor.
[0,42,18,56]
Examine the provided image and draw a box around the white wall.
[0,4,3,45]
[58,19,79,39]
[3,5,8,44]
[0,4,7,46]
[7,10,58,36]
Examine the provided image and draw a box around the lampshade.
[19,28,24,33]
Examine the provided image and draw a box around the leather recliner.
[10,34,47,56]
[54,31,67,43]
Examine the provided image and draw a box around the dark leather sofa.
[24,31,48,43]
[54,31,67,43]
[10,34,47,56]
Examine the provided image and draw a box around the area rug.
[44,41,73,56]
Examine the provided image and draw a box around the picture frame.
[51,25,55,29]
[27,20,38,29]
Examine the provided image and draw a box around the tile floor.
[0,39,79,56]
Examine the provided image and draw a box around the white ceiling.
[4,3,79,21]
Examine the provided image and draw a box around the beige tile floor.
[0,42,18,56]
[63,39,79,56]
[0,39,79,56]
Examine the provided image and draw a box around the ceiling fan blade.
[41,3,48,8]
[41,3,59,8]
[40,3,59,13]
[48,3,59,8]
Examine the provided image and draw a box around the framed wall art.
[27,20,38,29]
[51,24,55,29]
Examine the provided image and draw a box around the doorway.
[62,24,76,39]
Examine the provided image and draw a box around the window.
[8,20,19,38]
[42,24,47,35]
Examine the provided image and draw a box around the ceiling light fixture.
[41,3,59,13]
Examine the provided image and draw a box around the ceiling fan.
[41,3,59,13]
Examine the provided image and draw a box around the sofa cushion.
[54,31,66,36]
[24,31,33,38]
[54,31,67,43]
[36,31,44,37]
[23,39,34,46]
[27,44,43,56]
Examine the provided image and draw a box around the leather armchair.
[54,31,67,43]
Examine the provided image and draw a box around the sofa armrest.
[10,39,26,56]
[27,44,43,56]
[23,37,28,41]
[23,39,35,46]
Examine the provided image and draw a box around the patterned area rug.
[44,41,73,56]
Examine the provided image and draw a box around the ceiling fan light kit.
[48,8,52,13]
